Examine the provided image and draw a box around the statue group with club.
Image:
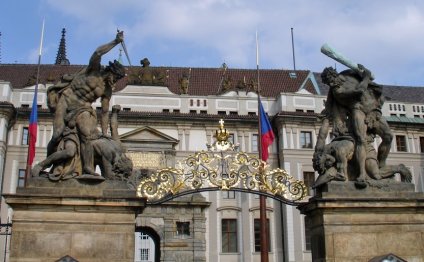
[32,31,134,181]
[313,44,412,188]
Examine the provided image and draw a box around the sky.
[1,0,424,87]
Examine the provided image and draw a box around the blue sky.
[1,0,424,86]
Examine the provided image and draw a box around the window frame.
[140,248,149,261]
[253,218,271,252]
[22,127,29,145]
[221,219,238,253]
[222,191,236,199]
[251,134,258,153]
[17,169,26,188]
[300,131,313,149]
[395,135,407,152]
[176,221,190,237]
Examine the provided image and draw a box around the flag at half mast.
[27,86,38,166]
[27,19,44,168]
[259,100,275,161]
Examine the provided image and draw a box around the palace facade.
[0,60,424,261]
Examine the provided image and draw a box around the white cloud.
[40,0,424,85]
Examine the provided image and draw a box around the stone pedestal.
[298,181,424,262]
[4,178,145,262]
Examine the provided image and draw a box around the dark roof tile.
[0,64,312,98]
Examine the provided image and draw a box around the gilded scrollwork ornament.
[137,120,307,205]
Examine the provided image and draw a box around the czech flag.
[27,86,38,167]
[259,100,275,161]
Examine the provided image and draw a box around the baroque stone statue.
[127,57,166,86]
[313,44,412,188]
[179,72,189,94]
[32,31,133,181]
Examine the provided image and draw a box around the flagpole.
[24,19,44,186]
[256,31,269,262]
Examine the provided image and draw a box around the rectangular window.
[251,134,258,152]
[304,216,312,251]
[222,191,235,199]
[228,133,235,144]
[222,219,237,253]
[176,221,190,236]
[254,219,271,252]
[300,131,312,148]
[248,112,257,116]
[420,137,424,153]
[123,107,131,111]
[162,109,170,113]
[396,135,407,152]
[303,172,315,196]
[189,110,197,114]
[18,169,26,188]
[173,109,180,113]
[22,127,29,145]
[218,111,226,115]
[295,109,304,112]
[200,110,207,114]
[140,248,149,261]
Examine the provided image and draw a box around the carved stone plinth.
[4,178,145,262]
[298,181,424,262]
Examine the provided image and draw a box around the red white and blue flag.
[27,87,38,166]
[259,100,275,161]
[27,19,44,168]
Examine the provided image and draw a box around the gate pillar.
[4,178,145,262]
[298,182,424,262]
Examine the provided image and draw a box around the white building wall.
[0,80,423,262]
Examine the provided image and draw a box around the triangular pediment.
[55,255,79,262]
[120,126,179,145]
[295,88,312,95]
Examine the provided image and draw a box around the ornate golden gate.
[137,120,307,206]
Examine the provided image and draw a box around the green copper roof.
[386,115,424,124]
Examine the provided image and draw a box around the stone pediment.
[295,88,312,95]
[55,255,78,262]
[120,126,179,147]
[369,253,407,262]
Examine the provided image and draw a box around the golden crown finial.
[216,119,230,143]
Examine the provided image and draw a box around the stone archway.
[135,226,160,262]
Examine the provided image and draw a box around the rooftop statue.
[313,44,412,188]
[127,57,166,86]
[32,31,133,181]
